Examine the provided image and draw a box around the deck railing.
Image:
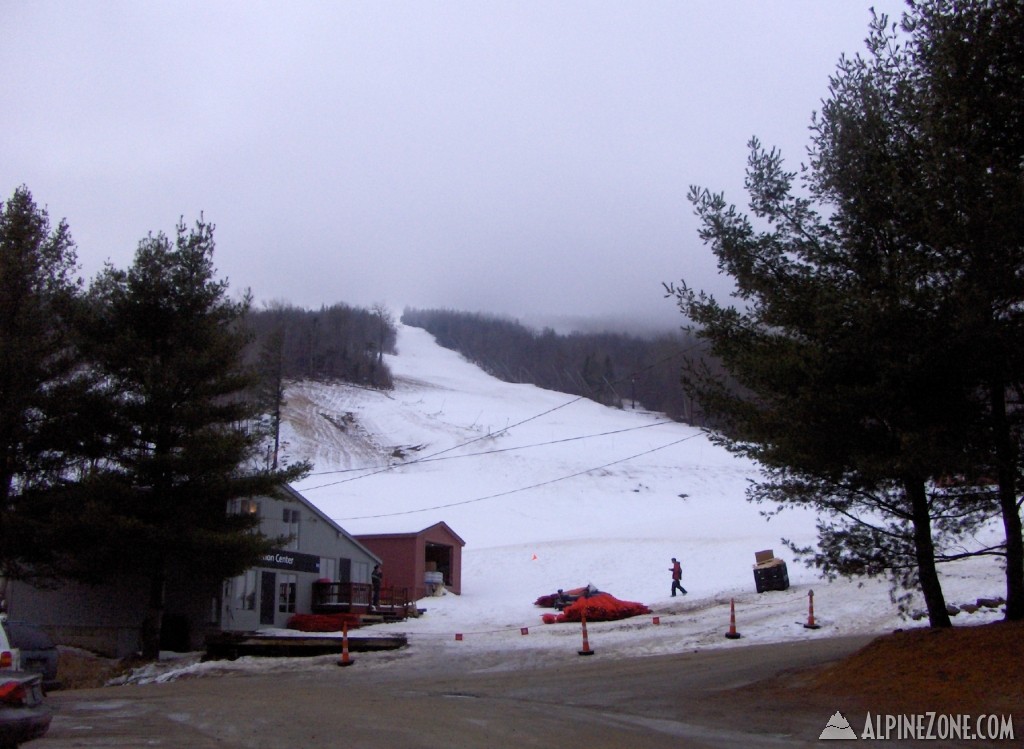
[311,581,409,616]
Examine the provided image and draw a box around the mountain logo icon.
[819,711,858,740]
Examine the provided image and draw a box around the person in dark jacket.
[371,564,383,609]
[670,557,687,596]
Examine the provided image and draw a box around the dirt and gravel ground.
[31,622,1023,748]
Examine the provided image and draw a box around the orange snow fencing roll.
[542,592,650,624]
[288,613,362,632]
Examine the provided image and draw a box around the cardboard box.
[754,549,775,566]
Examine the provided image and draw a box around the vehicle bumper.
[0,704,52,745]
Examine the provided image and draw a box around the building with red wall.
[355,522,465,601]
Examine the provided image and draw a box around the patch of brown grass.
[56,648,134,690]
[808,620,1024,715]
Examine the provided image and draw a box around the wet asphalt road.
[34,635,880,749]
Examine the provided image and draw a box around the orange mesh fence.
[542,592,651,623]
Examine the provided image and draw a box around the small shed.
[355,522,465,601]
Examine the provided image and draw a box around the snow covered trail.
[133,321,1006,684]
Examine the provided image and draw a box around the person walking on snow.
[670,557,687,596]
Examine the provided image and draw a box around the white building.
[3,485,379,657]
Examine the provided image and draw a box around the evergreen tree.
[0,187,92,585]
[79,217,308,657]
[668,144,976,626]
[809,1,1024,620]
[667,1,1023,625]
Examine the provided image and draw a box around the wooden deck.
[311,581,411,622]
[204,631,407,661]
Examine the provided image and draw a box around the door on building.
[260,571,276,625]
[425,542,453,585]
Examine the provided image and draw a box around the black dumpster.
[753,559,790,593]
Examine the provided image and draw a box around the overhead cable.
[335,432,702,521]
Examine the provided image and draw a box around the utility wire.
[300,335,708,493]
[301,393,590,492]
[304,419,677,477]
[335,432,702,521]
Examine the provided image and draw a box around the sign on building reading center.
[260,549,321,574]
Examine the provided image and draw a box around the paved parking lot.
[34,635,879,748]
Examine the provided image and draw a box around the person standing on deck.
[371,564,383,610]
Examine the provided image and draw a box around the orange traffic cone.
[725,598,742,639]
[804,589,821,629]
[337,620,354,667]
[578,609,595,656]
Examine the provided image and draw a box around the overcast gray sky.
[3,1,906,331]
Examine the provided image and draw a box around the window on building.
[278,573,297,614]
[320,557,337,581]
[234,570,257,611]
[283,507,300,550]
[228,498,261,516]
[353,560,369,585]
